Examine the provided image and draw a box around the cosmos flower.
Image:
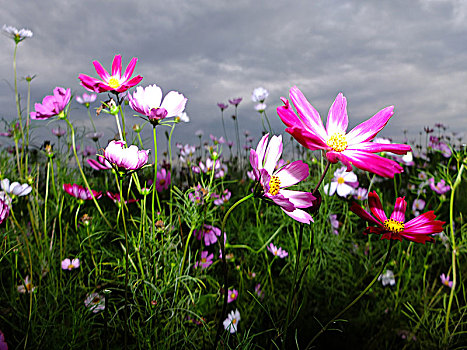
[412,199,426,215]
[353,187,368,201]
[17,275,35,293]
[212,189,231,206]
[156,168,171,192]
[254,284,264,299]
[223,309,241,333]
[323,166,358,197]
[51,126,66,137]
[440,273,453,288]
[329,214,339,235]
[378,270,395,287]
[2,25,33,43]
[428,178,450,195]
[30,87,71,120]
[229,98,242,107]
[78,54,143,94]
[255,103,267,113]
[267,243,288,258]
[103,140,149,171]
[194,251,214,269]
[87,156,112,171]
[63,183,102,201]
[129,84,187,124]
[250,133,316,224]
[252,87,269,103]
[350,191,445,244]
[217,102,228,111]
[82,145,97,157]
[1,179,32,197]
[0,197,9,225]
[227,289,238,303]
[84,292,105,313]
[76,93,97,106]
[277,87,412,178]
[196,225,222,246]
[61,258,80,271]
[86,132,104,142]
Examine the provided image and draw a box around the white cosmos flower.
[1,178,32,196]
[323,167,358,197]
[223,309,241,333]
[2,25,33,42]
[251,87,269,103]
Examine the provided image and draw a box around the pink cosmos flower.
[353,187,369,201]
[350,191,445,244]
[429,178,450,194]
[103,140,149,171]
[412,199,426,215]
[196,224,222,246]
[0,329,7,350]
[440,273,453,288]
[1,179,32,197]
[87,156,112,171]
[250,133,315,224]
[76,93,97,105]
[329,214,339,235]
[229,98,242,107]
[227,288,238,303]
[79,54,143,94]
[106,191,138,206]
[277,87,412,178]
[30,87,71,120]
[52,126,66,137]
[255,284,264,299]
[212,189,231,206]
[86,132,104,142]
[323,166,358,197]
[0,198,9,225]
[267,243,288,258]
[63,183,102,201]
[84,292,105,313]
[156,168,171,192]
[217,102,228,111]
[61,258,80,270]
[194,251,214,269]
[129,84,187,124]
[82,145,97,158]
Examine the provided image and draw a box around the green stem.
[119,177,129,350]
[13,43,25,177]
[306,239,394,348]
[214,193,254,347]
[64,118,112,228]
[151,126,161,238]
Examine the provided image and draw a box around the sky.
[1,0,466,156]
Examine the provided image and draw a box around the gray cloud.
[1,0,466,155]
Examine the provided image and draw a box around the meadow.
[0,26,466,349]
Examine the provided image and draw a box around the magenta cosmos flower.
[78,54,143,94]
[194,251,214,269]
[277,87,412,178]
[156,168,171,192]
[129,84,187,124]
[0,197,9,225]
[30,87,71,120]
[267,243,288,258]
[250,133,315,224]
[63,183,102,201]
[103,140,149,171]
[350,191,445,244]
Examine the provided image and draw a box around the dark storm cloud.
[1,0,466,153]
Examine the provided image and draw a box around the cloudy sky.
[1,0,466,154]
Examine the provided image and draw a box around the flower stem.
[119,177,129,350]
[306,239,394,348]
[214,193,254,347]
[313,160,331,195]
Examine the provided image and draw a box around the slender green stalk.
[151,125,162,238]
[283,223,304,349]
[87,105,96,132]
[214,193,254,347]
[306,240,394,348]
[263,109,274,135]
[13,43,26,177]
[119,177,129,350]
[220,109,229,143]
[24,78,32,178]
[167,123,176,227]
[63,117,112,228]
[444,163,464,340]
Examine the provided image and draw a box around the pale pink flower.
[30,87,71,120]
[61,258,80,270]
[323,166,358,197]
[440,273,453,288]
[223,309,240,333]
[194,251,213,269]
[267,243,288,258]
[103,140,149,171]
[84,292,105,313]
[76,93,97,105]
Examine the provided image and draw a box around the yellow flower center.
[26,283,32,291]
[230,293,236,299]
[384,219,405,233]
[268,176,281,196]
[92,297,101,304]
[232,319,237,324]
[327,132,348,152]
[201,258,206,263]
[68,264,74,270]
[337,176,345,184]
[108,76,121,89]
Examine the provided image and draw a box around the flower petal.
[368,191,388,223]
[350,201,382,226]
[281,207,313,224]
[279,189,315,208]
[275,160,309,188]
[111,54,122,78]
[93,60,110,81]
[326,93,348,136]
[353,142,412,155]
[263,135,282,174]
[346,106,394,145]
[390,197,407,222]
